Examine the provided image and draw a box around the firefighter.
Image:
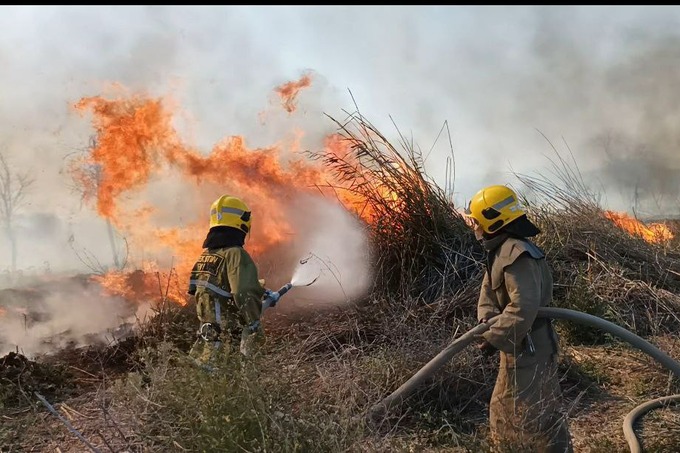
[188,195,267,366]
[464,185,573,453]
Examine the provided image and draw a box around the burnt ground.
[0,274,140,356]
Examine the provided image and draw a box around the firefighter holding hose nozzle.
[187,195,272,366]
[464,185,573,453]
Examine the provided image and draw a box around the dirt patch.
[1,385,141,453]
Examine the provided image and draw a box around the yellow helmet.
[209,195,252,233]
[464,185,525,234]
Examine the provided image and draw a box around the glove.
[477,339,498,356]
[264,289,280,307]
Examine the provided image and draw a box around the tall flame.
[604,210,674,244]
[69,84,377,306]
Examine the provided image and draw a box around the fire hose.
[367,307,680,453]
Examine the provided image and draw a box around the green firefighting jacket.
[188,246,265,329]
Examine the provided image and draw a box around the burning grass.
[514,143,680,343]
[306,110,483,303]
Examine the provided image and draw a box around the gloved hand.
[477,339,498,356]
[264,289,280,307]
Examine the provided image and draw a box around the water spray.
[290,253,324,287]
[261,254,322,311]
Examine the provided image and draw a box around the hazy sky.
[2,5,680,271]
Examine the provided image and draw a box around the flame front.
[69,86,379,306]
[604,210,674,244]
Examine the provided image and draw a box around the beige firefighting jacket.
[477,236,558,358]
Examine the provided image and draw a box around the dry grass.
[306,108,483,303]
[2,116,680,453]
[560,337,680,452]
[514,138,680,342]
[3,316,676,453]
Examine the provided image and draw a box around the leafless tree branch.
[0,151,35,272]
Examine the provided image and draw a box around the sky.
[2,5,680,273]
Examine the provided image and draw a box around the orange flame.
[319,133,404,221]
[93,265,185,306]
[69,86,381,306]
[604,211,674,244]
[275,73,312,113]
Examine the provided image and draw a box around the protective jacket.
[188,244,265,360]
[477,234,573,453]
[477,235,558,358]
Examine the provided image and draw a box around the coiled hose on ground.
[368,307,680,453]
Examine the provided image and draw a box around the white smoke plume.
[280,194,372,311]
[0,278,152,358]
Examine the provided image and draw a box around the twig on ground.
[35,392,101,453]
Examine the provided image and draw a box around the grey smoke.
[2,5,680,274]
[0,278,151,357]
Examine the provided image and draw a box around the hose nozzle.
[277,283,293,297]
[262,282,293,310]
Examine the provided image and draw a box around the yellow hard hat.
[209,195,252,233]
[464,185,525,234]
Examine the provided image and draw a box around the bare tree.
[0,151,34,273]
[63,135,127,272]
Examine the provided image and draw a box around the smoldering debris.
[0,274,151,358]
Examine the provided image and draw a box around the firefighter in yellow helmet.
[464,185,573,453]
[188,195,266,366]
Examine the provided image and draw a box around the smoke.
[437,8,680,216]
[0,278,151,358]
[242,7,680,217]
[4,6,680,356]
[1,6,680,270]
[495,9,680,215]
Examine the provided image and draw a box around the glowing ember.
[274,73,312,113]
[604,211,674,244]
[92,265,185,306]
